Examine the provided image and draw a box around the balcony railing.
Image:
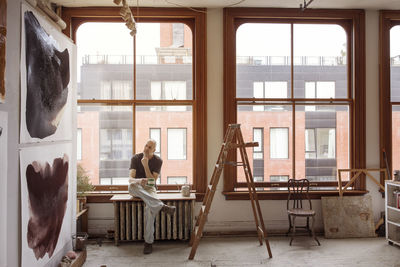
[82,54,400,66]
[236,56,347,66]
[82,55,193,65]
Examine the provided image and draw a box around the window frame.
[62,7,207,199]
[379,11,400,184]
[223,8,366,199]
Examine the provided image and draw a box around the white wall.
[2,1,23,266]
[1,2,77,266]
[0,5,386,267]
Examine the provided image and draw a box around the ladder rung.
[223,161,244,166]
[207,184,214,191]
[230,142,259,148]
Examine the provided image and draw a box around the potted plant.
[77,164,94,212]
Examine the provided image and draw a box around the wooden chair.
[287,178,320,246]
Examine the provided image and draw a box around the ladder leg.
[237,128,273,258]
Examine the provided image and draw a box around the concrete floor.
[83,236,400,267]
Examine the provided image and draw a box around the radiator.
[113,199,194,243]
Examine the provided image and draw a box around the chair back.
[287,179,312,210]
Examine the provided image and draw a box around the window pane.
[236,23,291,98]
[293,24,347,98]
[78,105,133,185]
[76,23,134,100]
[167,176,187,184]
[135,106,192,185]
[295,105,350,183]
[270,128,289,159]
[136,23,193,100]
[390,26,400,102]
[392,105,400,174]
[168,128,187,160]
[237,105,292,183]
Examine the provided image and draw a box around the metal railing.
[82,55,193,65]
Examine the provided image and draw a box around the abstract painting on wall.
[0,0,6,103]
[20,4,75,143]
[20,143,72,267]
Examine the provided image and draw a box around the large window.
[224,8,365,197]
[66,7,206,193]
[380,12,400,182]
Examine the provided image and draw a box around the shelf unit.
[385,180,400,247]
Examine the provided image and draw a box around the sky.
[391,26,400,57]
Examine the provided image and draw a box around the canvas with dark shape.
[26,155,69,259]
[20,143,72,267]
[0,0,7,103]
[24,11,69,138]
[20,4,75,144]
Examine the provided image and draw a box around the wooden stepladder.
[188,124,273,260]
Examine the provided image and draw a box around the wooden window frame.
[379,11,400,184]
[62,7,207,200]
[223,8,366,199]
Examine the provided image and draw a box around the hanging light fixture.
[300,0,315,11]
[114,0,137,36]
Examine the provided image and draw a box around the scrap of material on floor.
[82,236,400,267]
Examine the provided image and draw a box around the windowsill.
[83,190,203,203]
[222,190,369,200]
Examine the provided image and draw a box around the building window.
[71,8,206,194]
[253,82,287,111]
[270,175,289,182]
[100,80,132,100]
[305,128,336,159]
[150,128,161,157]
[224,8,365,194]
[100,129,132,160]
[305,81,335,111]
[77,128,82,160]
[150,81,187,101]
[168,128,187,160]
[167,176,187,184]
[270,128,289,159]
[253,128,263,159]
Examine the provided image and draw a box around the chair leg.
[290,216,296,246]
[306,217,312,236]
[286,214,292,236]
[311,215,320,246]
